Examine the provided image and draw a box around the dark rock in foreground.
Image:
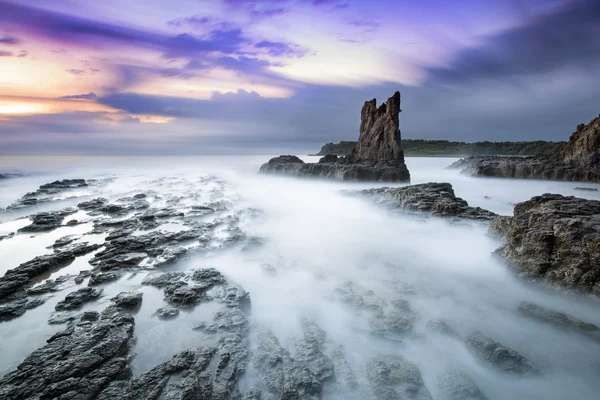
[491,194,600,294]
[356,182,498,220]
[0,306,134,400]
[448,115,600,182]
[259,91,410,182]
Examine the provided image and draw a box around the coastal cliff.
[449,115,600,182]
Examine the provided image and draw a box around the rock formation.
[259,91,410,182]
[449,115,600,182]
[310,141,357,156]
[489,194,600,294]
[353,182,498,220]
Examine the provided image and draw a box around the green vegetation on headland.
[310,139,565,157]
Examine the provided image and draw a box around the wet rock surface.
[356,182,498,220]
[448,115,600,182]
[55,287,103,311]
[493,194,600,294]
[0,242,102,321]
[259,91,410,182]
[0,306,134,400]
[17,208,78,232]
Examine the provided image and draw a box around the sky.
[0,0,599,154]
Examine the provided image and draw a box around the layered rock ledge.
[449,115,600,182]
[259,91,410,182]
[489,194,600,294]
[353,182,498,220]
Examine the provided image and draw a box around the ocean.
[1,155,600,399]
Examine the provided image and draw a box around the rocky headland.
[449,115,600,182]
[489,194,600,295]
[260,91,411,182]
[310,139,563,157]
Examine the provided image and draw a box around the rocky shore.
[260,91,410,182]
[2,166,600,399]
[449,115,600,182]
[488,193,600,295]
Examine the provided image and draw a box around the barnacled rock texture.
[492,194,600,294]
[259,91,410,182]
[0,306,134,400]
[448,115,600,182]
[356,182,498,220]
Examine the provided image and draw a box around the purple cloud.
[255,40,307,57]
[59,92,97,100]
[0,2,247,58]
[251,8,287,19]
[66,69,85,75]
[167,15,214,28]
[163,29,248,57]
[0,35,19,45]
[0,50,13,57]
[428,0,600,83]
[17,50,27,57]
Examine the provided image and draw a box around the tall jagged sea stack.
[259,91,410,182]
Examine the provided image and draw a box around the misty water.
[1,155,600,399]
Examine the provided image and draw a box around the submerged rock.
[448,115,600,182]
[259,91,410,182]
[518,301,600,344]
[155,306,180,319]
[356,182,497,220]
[366,355,433,400]
[465,331,536,374]
[493,194,600,294]
[437,370,488,400]
[0,306,134,400]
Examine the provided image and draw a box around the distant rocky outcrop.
[310,139,563,157]
[354,182,498,220]
[449,115,600,182]
[490,194,600,294]
[260,91,410,182]
[310,141,357,156]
